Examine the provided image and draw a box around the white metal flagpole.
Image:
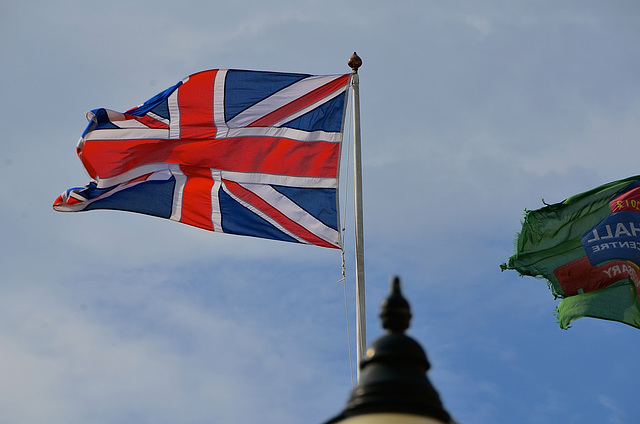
[348,52,366,380]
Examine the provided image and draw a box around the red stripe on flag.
[130,173,153,184]
[80,137,339,180]
[224,180,337,248]
[179,166,214,231]
[53,194,80,207]
[247,74,350,128]
[125,114,170,130]
[178,70,218,139]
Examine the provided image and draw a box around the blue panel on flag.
[272,185,338,231]
[127,81,182,119]
[218,189,300,244]
[223,70,308,122]
[84,178,176,219]
[284,92,346,132]
[582,211,640,266]
[83,109,118,137]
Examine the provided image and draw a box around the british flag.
[53,69,351,248]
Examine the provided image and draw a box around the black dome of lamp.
[323,276,455,424]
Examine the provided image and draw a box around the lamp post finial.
[380,276,412,334]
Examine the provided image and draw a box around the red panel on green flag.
[501,176,640,329]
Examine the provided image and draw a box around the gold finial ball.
[348,52,362,72]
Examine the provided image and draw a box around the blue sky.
[2,1,640,423]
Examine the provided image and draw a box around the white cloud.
[597,394,625,424]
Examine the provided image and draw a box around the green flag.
[501,176,640,329]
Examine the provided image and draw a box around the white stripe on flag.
[147,111,170,126]
[271,85,347,128]
[170,165,187,222]
[210,170,223,232]
[222,126,342,143]
[113,119,152,129]
[225,74,344,129]
[240,182,340,246]
[220,182,308,245]
[169,88,181,139]
[84,128,169,141]
[212,70,229,139]
[219,170,337,189]
[96,163,174,188]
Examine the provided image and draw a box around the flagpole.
[348,52,366,380]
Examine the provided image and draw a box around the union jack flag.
[53,69,351,248]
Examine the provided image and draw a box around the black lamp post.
[322,277,455,424]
